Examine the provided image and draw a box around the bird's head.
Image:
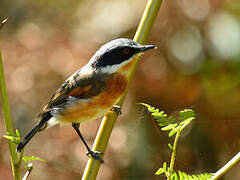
[88,38,156,74]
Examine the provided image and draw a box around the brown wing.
[46,71,109,110]
[36,70,110,128]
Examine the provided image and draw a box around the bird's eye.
[122,48,130,55]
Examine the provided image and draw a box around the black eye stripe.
[93,47,135,68]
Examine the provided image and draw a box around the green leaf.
[179,109,195,121]
[192,175,198,179]
[16,129,20,137]
[3,134,20,144]
[168,143,173,150]
[182,172,189,180]
[168,116,177,124]
[22,156,45,162]
[168,127,179,137]
[176,170,214,180]
[178,171,184,180]
[156,167,213,179]
[138,103,159,113]
[153,112,167,119]
[158,116,177,126]
[152,111,166,119]
[155,168,164,175]
[171,171,178,180]
[163,162,167,171]
[179,118,193,125]
[158,120,169,126]
[162,123,178,131]
[3,129,21,144]
[139,103,179,128]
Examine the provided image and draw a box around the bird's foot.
[111,105,122,116]
[86,150,104,163]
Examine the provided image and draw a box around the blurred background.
[0,0,240,179]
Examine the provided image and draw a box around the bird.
[17,38,156,163]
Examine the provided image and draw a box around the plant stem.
[168,131,180,179]
[211,152,240,180]
[0,50,20,179]
[168,120,191,179]
[82,0,162,179]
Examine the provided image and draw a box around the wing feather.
[47,71,108,109]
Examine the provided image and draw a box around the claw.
[86,150,104,163]
[111,105,122,116]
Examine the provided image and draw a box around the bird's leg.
[111,105,122,116]
[72,123,104,163]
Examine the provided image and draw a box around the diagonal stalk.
[0,50,21,179]
[82,0,162,179]
[212,152,240,180]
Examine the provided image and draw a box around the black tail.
[17,112,52,152]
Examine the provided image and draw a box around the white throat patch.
[98,56,135,74]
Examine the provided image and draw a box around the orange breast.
[57,73,128,123]
[97,73,127,107]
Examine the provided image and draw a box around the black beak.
[139,45,157,52]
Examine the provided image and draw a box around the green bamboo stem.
[82,0,162,179]
[211,152,240,180]
[0,50,21,180]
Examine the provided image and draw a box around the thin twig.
[168,120,191,179]
[211,152,240,180]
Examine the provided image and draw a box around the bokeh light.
[206,11,240,60]
[168,25,203,73]
[179,0,210,21]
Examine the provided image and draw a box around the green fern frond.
[140,103,195,137]
[177,170,213,180]
[156,165,213,180]
[139,103,176,126]
[140,103,213,180]
[178,109,195,121]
